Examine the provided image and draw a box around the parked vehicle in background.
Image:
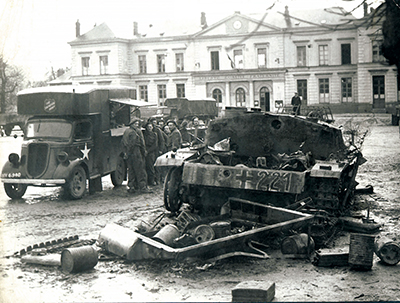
[163,98,218,124]
[1,85,152,199]
[140,98,218,123]
[0,113,30,136]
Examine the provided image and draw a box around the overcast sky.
[0,0,383,81]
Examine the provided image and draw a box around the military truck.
[1,85,150,199]
[140,98,218,124]
[156,110,365,215]
[163,98,218,124]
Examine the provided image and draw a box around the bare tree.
[382,0,400,73]
[0,55,25,113]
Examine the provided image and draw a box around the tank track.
[10,236,96,258]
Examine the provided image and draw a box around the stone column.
[225,82,230,107]
[249,81,254,108]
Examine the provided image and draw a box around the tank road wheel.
[4,183,28,199]
[163,166,183,213]
[111,156,126,187]
[65,166,87,199]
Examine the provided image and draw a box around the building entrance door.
[259,87,270,112]
[373,75,385,109]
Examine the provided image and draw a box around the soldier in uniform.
[122,117,151,193]
[143,121,158,186]
[166,120,182,151]
[291,92,302,115]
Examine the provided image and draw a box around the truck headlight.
[8,153,20,165]
[57,151,69,164]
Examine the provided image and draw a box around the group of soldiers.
[121,116,203,193]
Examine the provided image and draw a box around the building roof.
[248,7,356,29]
[49,70,72,86]
[70,6,358,43]
[18,84,134,95]
[71,22,117,43]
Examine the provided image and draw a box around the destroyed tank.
[155,111,365,216]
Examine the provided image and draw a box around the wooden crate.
[232,281,275,302]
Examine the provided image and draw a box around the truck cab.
[1,85,149,199]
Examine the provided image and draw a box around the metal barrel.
[152,224,180,246]
[374,237,400,266]
[61,245,98,273]
[98,223,140,261]
[210,221,231,239]
[349,233,375,270]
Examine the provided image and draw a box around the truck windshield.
[26,121,73,139]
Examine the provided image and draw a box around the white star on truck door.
[81,143,91,160]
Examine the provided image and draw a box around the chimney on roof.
[363,2,368,16]
[75,19,80,37]
[201,12,208,29]
[284,6,292,28]
[133,21,139,36]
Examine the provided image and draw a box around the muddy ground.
[0,113,400,302]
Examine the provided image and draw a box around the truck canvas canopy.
[109,98,157,108]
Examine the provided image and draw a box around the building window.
[99,55,108,75]
[341,78,352,102]
[234,49,243,69]
[372,40,385,62]
[257,48,267,68]
[297,79,308,104]
[176,53,184,71]
[81,57,90,75]
[213,89,222,104]
[158,84,167,98]
[139,85,148,101]
[319,45,328,66]
[176,84,185,98]
[319,78,330,103]
[157,54,166,73]
[341,43,351,65]
[139,55,147,74]
[297,46,306,66]
[211,51,219,70]
[235,88,246,107]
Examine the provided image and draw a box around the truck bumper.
[1,178,66,185]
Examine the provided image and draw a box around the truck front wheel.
[163,166,183,213]
[64,166,87,199]
[4,183,28,199]
[111,156,126,186]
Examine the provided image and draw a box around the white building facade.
[66,5,398,113]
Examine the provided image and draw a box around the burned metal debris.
[156,111,365,216]
[98,198,314,262]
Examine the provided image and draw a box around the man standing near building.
[149,117,166,155]
[166,120,182,151]
[143,121,158,186]
[148,117,166,184]
[291,92,302,115]
[122,117,151,193]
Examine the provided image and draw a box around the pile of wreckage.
[107,111,397,268]
[12,112,400,279]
